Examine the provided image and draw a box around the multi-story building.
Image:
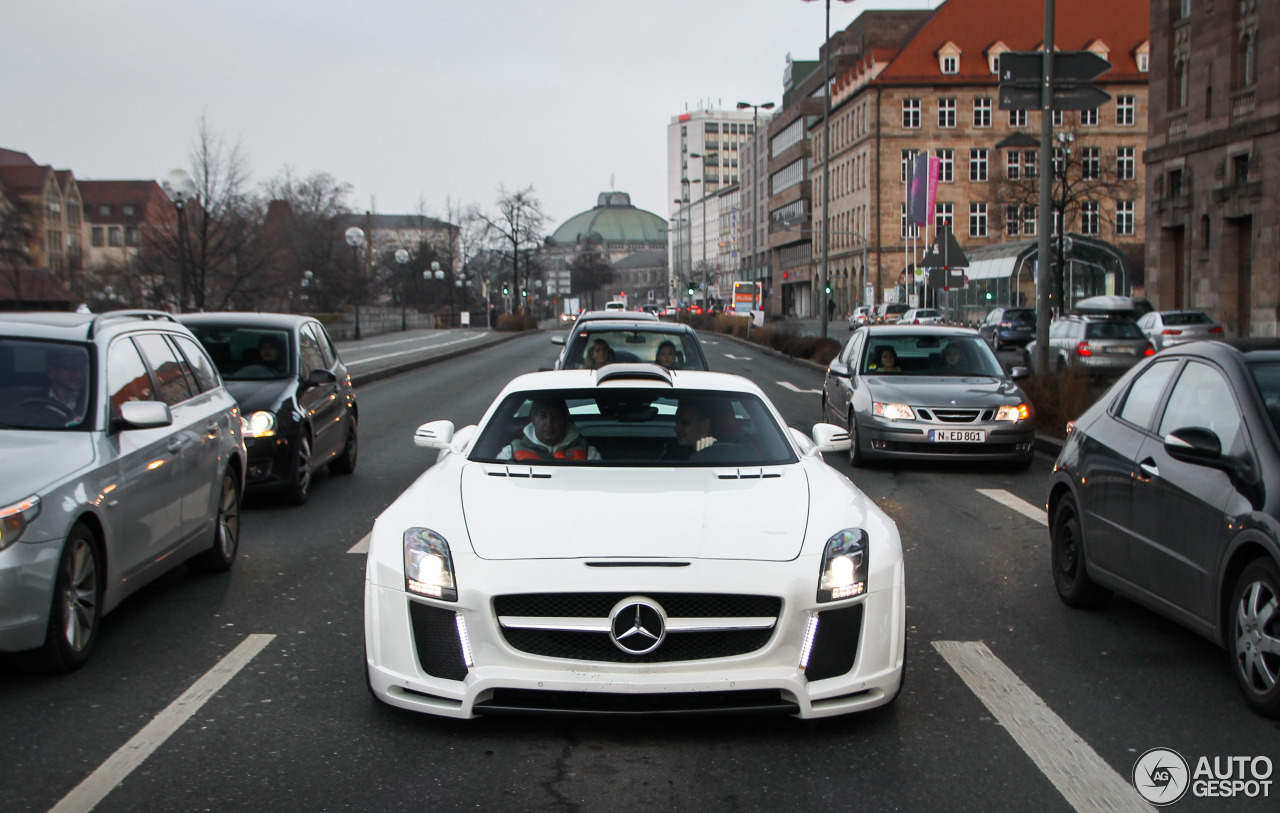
[78,180,175,271]
[807,0,1149,321]
[0,154,86,285]
[739,106,774,305]
[1146,0,1278,337]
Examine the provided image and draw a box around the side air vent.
[716,468,784,480]
[484,466,552,479]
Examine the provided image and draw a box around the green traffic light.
[985,292,993,300]
[502,286,509,295]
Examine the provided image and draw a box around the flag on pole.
[907,153,930,225]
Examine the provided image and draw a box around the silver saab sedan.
[823,326,1036,469]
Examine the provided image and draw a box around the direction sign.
[997,50,1112,111]
[1054,51,1111,83]
[919,226,969,269]
[1047,85,1112,111]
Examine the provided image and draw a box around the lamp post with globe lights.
[395,248,410,330]
[162,169,197,312]
[345,226,365,340]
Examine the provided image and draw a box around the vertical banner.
[927,156,941,218]
[907,152,930,225]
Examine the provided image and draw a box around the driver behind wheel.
[44,347,87,425]
[497,396,601,461]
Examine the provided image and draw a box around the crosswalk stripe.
[977,487,1048,526]
[778,381,822,394]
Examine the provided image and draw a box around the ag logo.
[1133,748,1190,806]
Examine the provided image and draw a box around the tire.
[188,471,241,573]
[848,412,866,468]
[329,418,358,475]
[990,332,1002,352]
[1050,495,1111,608]
[1229,558,1280,718]
[282,433,312,506]
[18,523,101,673]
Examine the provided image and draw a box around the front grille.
[474,688,797,716]
[494,592,782,663]
[805,604,863,681]
[409,602,468,681]
[925,408,984,423]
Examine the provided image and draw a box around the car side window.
[299,325,326,375]
[133,333,196,406]
[107,338,155,417]
[1158,361,1243,454]
[311,323,338,368]
[1116,360,1176,429]
[841,335,859,365]
[172,334,219,393]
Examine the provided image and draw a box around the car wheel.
[188,471,241,573]
[18,523,101,673]
[1050,495,1111,608]
[847,412,866,468]
[1229,558,1280,718]
[283,433,312,506]
[329,418,358,475]
[990,333,1001,352]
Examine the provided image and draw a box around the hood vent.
[484,465,552,479]
[716,468,784,481]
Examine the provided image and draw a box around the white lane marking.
[49,634,276,813]
[933,641,1148,813]
[345,334,488,366]
[349,533,371,554]
[723,353,753,361]
[977,488,1048,526]
[778,381,822,394]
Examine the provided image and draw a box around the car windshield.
[469,388,797,467]
[1250,362,1280,436]
[564,330,705,370]
[862,335,1005,377]
[1084,321,1144,339]
[1163,312,1213,326]
[185,325,293,380]
[0,338,94,431]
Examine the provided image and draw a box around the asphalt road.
[1,329,1274,813]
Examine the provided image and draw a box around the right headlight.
[817,528,868,602]
[873,402,915,420]
[241,411,276,438]
[0,495,41,552]
[403,528,457,601]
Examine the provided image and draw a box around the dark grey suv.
[978,307,1036,350]
[0,311,246,671]
[1026,313,1154,376]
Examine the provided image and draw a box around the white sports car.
[364,365,906,718]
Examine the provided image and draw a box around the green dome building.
[544,192,669,309]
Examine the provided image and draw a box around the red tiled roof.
[79,180,171,225]
[0,165,55,196]
[0,148,38,166]
[874,0,1149,85]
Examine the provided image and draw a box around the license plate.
[929,429,985,442]
[1105,346,1136,355]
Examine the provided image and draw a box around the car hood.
[867,375,1024,404]
[223,378,295,412]
[0,431,96,502]
[460,465,809,561]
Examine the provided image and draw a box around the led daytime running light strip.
[799,614,820,669]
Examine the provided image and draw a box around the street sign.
[997,50,1112,111]
[1054,51,1110,83]
[919,226,969,269]
[1047,85,1112,111]
[998,52,1044,85]
[999,87,1041,112]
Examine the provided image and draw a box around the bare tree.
[261,167,354,312]
[476,185,547,314]
[0,194,33,308]
[568,236,614,310]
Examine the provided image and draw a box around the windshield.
[469,388,797,467]
[862,335,1006,377]
[564,330,705,370]
[186,325,293,381]
[0,339,94,430]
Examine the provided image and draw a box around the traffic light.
[985,291,993,300]
[687,286,695,296]
[521,289,527,298]
[502,285,509,295]
[824,285,832,295]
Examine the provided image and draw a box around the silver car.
[1138,309,1224,350]
[822,326,1036,469]
[0,311,246,671]
[1026,314,1154,376]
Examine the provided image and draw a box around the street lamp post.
[395,248,410,331]
[162,169,197,312]
[345,226,365,340]
[736,101,775,309]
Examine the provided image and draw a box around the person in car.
[873,346,901,373]
[498,396,600,461]
[585,339,615,370]
[660,399,717,460]
[655,341,681,370]
[941,343,969,372]
[258,335,286,374]
[44,348,87,423]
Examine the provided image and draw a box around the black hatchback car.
[180,313,358,505]
[1046,339,1280,717]
[977,307,1036,351]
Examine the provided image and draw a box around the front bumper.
[242,433,297,488]
[0,538,62,652]
[857,415,1035,463]
[364,559,905,719]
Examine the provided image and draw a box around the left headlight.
[241,410,277,438]
[403,528,457,601]
[995,403,1032,422]
[0,495,41,552]
[817,529,868,602]
[873,402,915,420]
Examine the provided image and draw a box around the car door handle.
[1138,458,1159,480]
[205,421,220,436]
[167,437,185,453]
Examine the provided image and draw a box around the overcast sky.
[7,0,941,230]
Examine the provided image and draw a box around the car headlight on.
[995,403,1032,422]
[241,410,277,438]
[403,528,457,601]
[873,402,915,421]
[818,529,868,602]
[0,495,41,552]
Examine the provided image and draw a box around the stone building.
[544,192,667,308]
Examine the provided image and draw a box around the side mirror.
[1163,426,1222,467]
[551,335,566,346]
[305,368,338,386]
[1009,366,1030,380]
[810,422,851,454]
[115,400,173,431]
[414,420,456,451]
[828,361,850,379]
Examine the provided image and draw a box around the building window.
[1138,53,1149,73]
[900,149,920,184]
[935,202,954,232]
[1024,150,1039,179]
[1006,151,1021,180]
[1008,109,1026,127]
[91,227,104,247]
[1168,169,1183,197]
[108,227,123,247]
[1081,201,1100,236]
[1233,153,1251,186]
[1052,109,1063,127]
[941,55,958,74]
[125,227,141,247]
[902,98,921,129]
[1117,147,1135,181]
[1080,108,1098,126]
[1081,147,1101,180]
[1180,0,1191,19]
[1238,32,1256,87]
[1022,205,1038,236]
[122,204,135,216]
[969,148,988,182]
[969,203,988,238]
[1116,201,1135,236]
[938,98,956,128]
[98,204,110,216]
[770,159,805,195]
[973,98,992,128]
[1053,147,1067,176]
[1117,95,1135,126]
[1006,205,1022,236]
[935,148,954,182]
[900,204,920,239]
